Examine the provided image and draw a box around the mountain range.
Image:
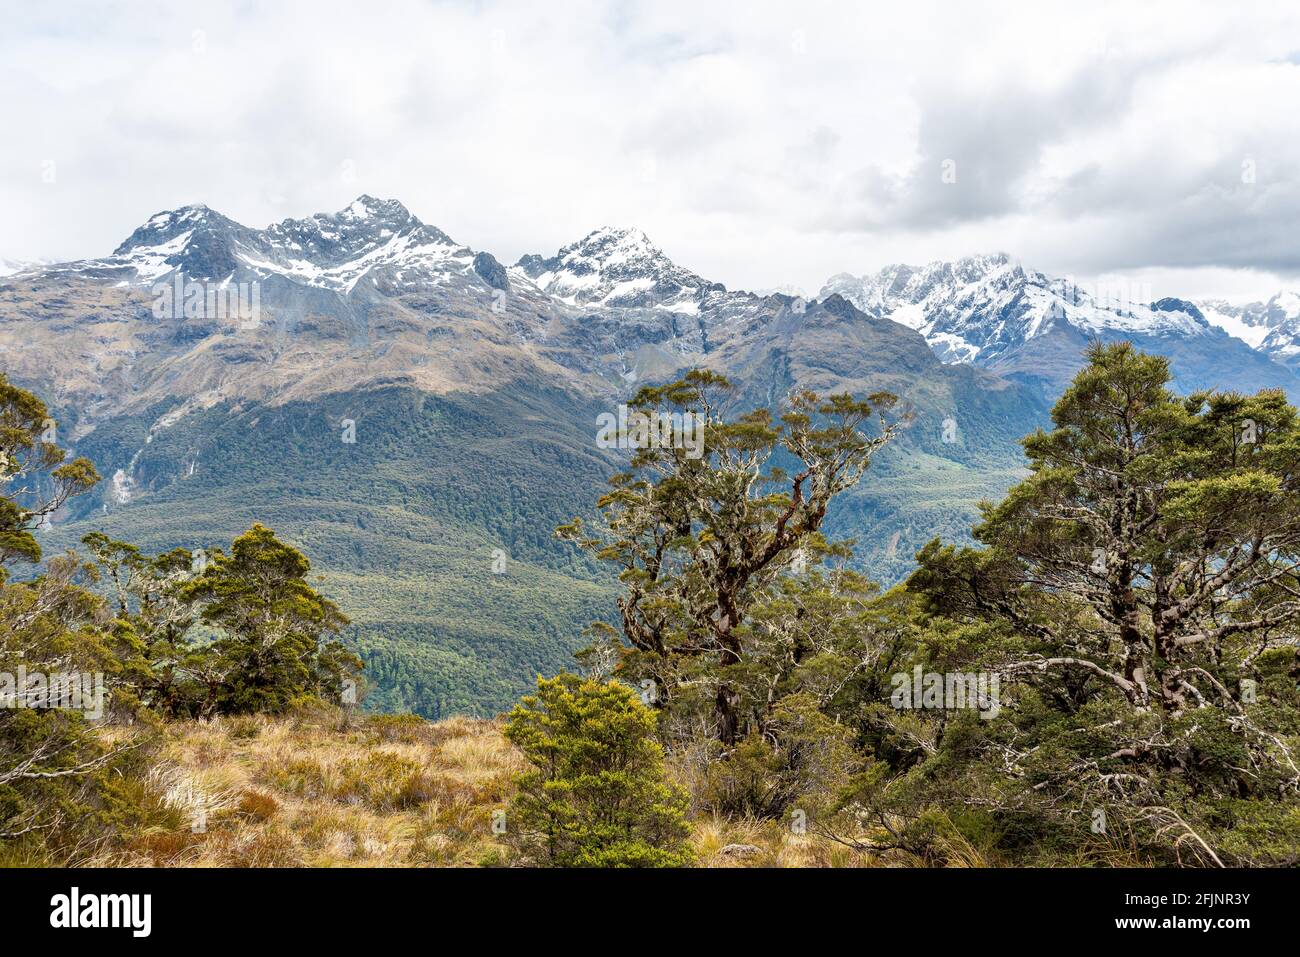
[821,254,1300,400]
[3,197,1297,715]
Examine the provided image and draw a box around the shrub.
[503,674,692,867]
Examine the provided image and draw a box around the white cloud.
[2,0,1299,301]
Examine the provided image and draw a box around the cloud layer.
[4,0,1299,299]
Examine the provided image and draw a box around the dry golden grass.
[689,814,886,868]
[90,706,907,868]
[98,708,524,868]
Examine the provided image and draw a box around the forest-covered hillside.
[6,347,1299,870]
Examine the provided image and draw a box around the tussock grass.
[83,706,980,868]
[690,814,874,868]
[94,708,520,867]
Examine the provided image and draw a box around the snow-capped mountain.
[40,195,482,295]
[2,202,1058,718]
[515,227,721,311]
[4,197,1030,440]
[1199,299,1275,349]
[822,254,1209,364]
[6,200,1297,720]
[10,200,1300,407]
[821,254,1300,400]
[0,198,587,427]
[1199,292,1300,367]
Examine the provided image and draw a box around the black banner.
[0,867,1280,945]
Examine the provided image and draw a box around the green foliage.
[2,371,368,862]
[869,342,1300,865]
[542,350,1300,866]
[0,373,99,578]
[47,385,619,717]
[45,364,1040,718]
[0,373,165,860]
[700,694,858,820]
[81,524,364,718]
[182,523,361,715]
[503,674,692,867]
[560,372,899,745]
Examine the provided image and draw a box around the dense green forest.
[33,358,1040,716]
[7,345,1298,868]
[41,385,619,716]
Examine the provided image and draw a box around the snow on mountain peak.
[112,204,237,257]
[20,194,1300,381]
[572,225,657,258]
[1198,291,1300,351]
[262,196,460,275]
[556,226,666,275]
[41,197,473,291]
[344,194,405,218]
[821,254,1216,365]
[515,226,716,309]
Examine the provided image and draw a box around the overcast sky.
[4,0,1300,301]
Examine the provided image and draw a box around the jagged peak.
[909,251,1019,281]
[114,203,239,255]
[517,225,689,275]
[514,225,713,306]
[148,202,213,218]
[268,196,456,252]
[824,252,1023,293]
[577,224,653,244]
[559,225,661,263]
[339,195,415,222]
[280,195,419,231]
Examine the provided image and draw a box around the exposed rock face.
[472,252,509,291]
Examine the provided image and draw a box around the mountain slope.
[0,202,1064,715]
[822,255,1300,401]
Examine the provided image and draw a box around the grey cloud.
[824,60,1157,231]
[4,0,1300,297]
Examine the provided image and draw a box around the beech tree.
[0,374,98,578]
[902,343,1300,864]
[912,342,1300,717]
[559,370,898,746]
[81,533,202,715]
[81,525,362,717]
[181,523,362,715]
[0,373,137,850]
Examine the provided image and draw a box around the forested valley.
[3,343,1299,867]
